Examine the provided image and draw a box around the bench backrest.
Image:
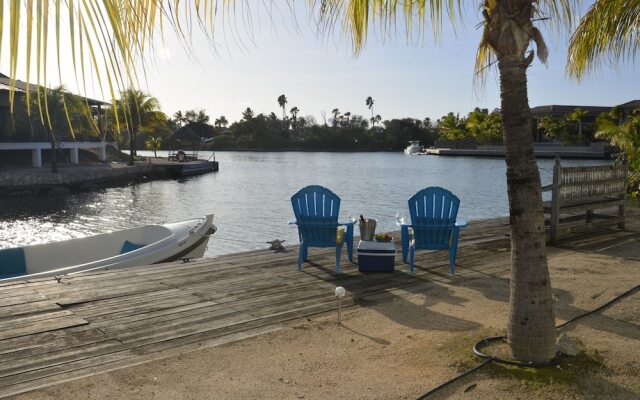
[553,159,627,204]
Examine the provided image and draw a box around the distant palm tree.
[538,116,566,142]
[371,114,382,127]
[277,94,288,130]
[118,89,163,166]
[242,107,254,121]
[567,108,589,139]
[438,113,467,140]
[331,108,340,127]
[595,109,640,168]
[214,116,228,128]
[145,137,162,157]
[366,96,374,122]
[290,107,300,131]
[343,112,351,127]
[173,111,185,128]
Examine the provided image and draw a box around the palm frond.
[1,0,233,115]
[568,0,640,78]
[311,0,463,55]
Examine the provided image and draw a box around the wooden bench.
[543,158,628,243]
[168,150,198,162]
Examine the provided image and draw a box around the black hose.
[473,336,560,368]
[556,284,640,329]
[415,283,640,399]
[415,359,493,400]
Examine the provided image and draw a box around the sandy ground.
[11,248,640,400]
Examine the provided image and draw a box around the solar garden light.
[335,286,346,323]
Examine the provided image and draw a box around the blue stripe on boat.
[0,248,27,278]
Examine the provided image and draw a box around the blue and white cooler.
[357,240,396,273]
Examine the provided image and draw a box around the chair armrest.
[287,220,297,225]
[338,221,356,227]
[455,220,468,229]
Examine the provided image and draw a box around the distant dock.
[424,143,609,159]
[150,158,219,177]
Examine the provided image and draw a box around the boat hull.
[0,215,216,282]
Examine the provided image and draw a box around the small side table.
[357,240,396,272]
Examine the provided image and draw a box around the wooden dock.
[0,212,639,397]
[149,158,219,177]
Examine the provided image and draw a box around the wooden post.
[549,157,561,243]
[619,161,628,230]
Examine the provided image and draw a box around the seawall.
[0,163,162,196]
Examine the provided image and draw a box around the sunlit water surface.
[0,151,609,257]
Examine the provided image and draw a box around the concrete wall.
[0,164,156,195]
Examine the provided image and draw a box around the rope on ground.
[415,282,640,399]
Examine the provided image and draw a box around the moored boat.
[0,215,216,282]
[404,140,422,155]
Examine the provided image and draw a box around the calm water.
[0,152,609,257]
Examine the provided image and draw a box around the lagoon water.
[0,151,608,257]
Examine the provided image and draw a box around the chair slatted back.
[291,185,341,247]
[408,187,460,249]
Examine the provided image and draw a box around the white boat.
[0,215,216,282]
[404,140,422,155]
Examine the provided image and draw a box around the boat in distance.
[0,215,216,282]
[404,140,422,155]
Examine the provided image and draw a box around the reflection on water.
[0,151,609,257]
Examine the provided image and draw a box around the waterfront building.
[0,73,110,167]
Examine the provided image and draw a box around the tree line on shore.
[6,87,640,169]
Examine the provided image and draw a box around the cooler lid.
[357,240,396,252]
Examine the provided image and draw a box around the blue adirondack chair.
[400,187,467,274]
[290,185,354,272]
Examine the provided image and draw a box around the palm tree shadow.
[352,277,482,332]
[459,269,640,340]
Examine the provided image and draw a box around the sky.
[4,1,639,124]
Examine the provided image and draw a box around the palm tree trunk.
[578,121,582,139]
[48,127,58,173]
[498,55,556,363]
[282,107,286,131]
[129,132,135,166]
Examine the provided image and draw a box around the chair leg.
[409,245,415,274]
[448,247,456,275]
[335,245,343,273]
[346,225,354,262]
[297,244,304,272]
[449,227,460,275]
[401,226,409,263]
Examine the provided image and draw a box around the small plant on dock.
[145,137,163,158]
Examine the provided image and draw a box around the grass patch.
[444,330,606,390]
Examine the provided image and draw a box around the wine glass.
[347,211,358,224]
[395,211,406,226]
